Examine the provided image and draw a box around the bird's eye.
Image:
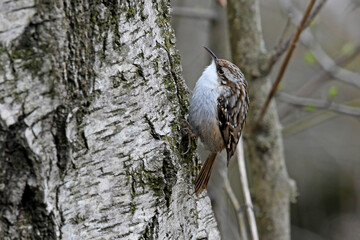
[218,69,224,74]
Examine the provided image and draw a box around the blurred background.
[171,0,360,239]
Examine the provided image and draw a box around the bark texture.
[0,0,220,239]
[227,0,296,240]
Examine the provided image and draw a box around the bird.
[188,46,249,195]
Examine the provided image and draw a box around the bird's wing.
[217,85,249,166]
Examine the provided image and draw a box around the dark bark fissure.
[144,114,163,140]
[63,1,94,100]
[20,184,56,240]
[0,116,55,238]
[162,148,177,207]
[52,105,70,175]
[1,0,96,237]
[144,115,179,208]
[141,209,159,240]
[162,44,187,117]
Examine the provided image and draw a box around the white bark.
[0,1,219,239]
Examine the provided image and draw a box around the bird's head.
[203,46,245,85]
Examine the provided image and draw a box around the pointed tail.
[195,152,218,196]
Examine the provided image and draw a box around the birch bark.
[0,1,219,239]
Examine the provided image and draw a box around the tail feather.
[195,153,218,195]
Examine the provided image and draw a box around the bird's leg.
[182,120,200,155]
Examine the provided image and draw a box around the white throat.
[195,60,219,89]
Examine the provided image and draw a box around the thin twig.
[286,0,360,87]
[224,175,248,240]
[236,139,259,240]
[277,92,360,116]
[282,98,360,137]
[275,18,291,50]
[287,4,360,88]
[279,44,360,119]
[267,0,327,70]
[254,0,317,129]
[305,0,328,27]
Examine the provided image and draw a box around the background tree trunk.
[0,1,220,239]
[227,0,296,239]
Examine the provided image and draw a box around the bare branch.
[267,0,328,70]
[302,39,360,88]
[224,175,249,240]
[224,140,260,240]
[255,0,317,129]
[236,140,259,240]
[279,44,360,119]
[277,92,360,117]
[275,18,291,49]
[268,32,291,70]
[305,0,328,26]
[283,0,360,88]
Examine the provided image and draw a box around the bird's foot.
[182,120,200,155]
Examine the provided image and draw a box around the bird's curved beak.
[203,46,218,61]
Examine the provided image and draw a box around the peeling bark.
[0,1,219,239]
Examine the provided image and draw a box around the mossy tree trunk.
[227,0,296,240]
[0,1,219,239]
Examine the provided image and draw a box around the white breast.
[188,61,224,151]
[190,61,220,122]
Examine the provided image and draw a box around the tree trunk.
[0,1,219,239]
[227,0,296,240]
